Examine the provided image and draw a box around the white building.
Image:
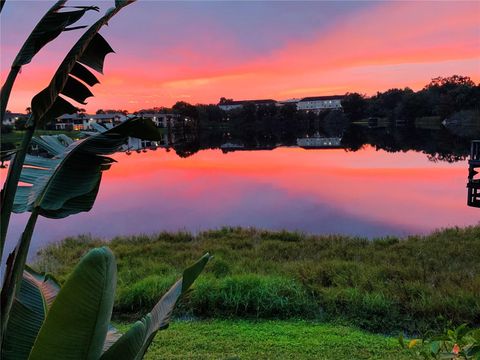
[218,99,277,111]
[55,113,127,130]
[297,95,344,112]
[2,112,27,126]
[277,98,301,107]
[136,113,178,128]
[89,113,127,127]
[55,114,89,130]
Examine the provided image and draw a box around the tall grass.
[35,226,480,333]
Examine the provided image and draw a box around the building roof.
[57,114,85,120]
[56,113,127,121]
[219,99,277,106]
[4,112,28,118]
[299,95,344,102]
[90,113,124,120]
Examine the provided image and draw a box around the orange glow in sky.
[1,1,479,112]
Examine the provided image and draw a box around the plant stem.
[0,208,39,345]
[0,66,21,123]
[0,120,35,261]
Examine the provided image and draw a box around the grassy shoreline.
[35,226,480,334]
[119,319,417,359]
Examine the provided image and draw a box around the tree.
[219,97,233,104]
[424,75,475,91]
[341,92,367,121]
[172,101,198,119]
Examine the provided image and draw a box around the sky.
[1,0,479,113]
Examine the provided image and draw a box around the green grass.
[35,226,480,333]
[116,320,417,359]
[1,129,83,146]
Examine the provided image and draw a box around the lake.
[3,144,478,258]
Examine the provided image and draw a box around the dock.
[467,140,480,207]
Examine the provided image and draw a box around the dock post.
[467,140,480,207]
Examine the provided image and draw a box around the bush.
[188,275,317,319]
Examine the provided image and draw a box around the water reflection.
[165,118,474,163]
[3,144,478,258]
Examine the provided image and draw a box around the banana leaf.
[1,267,60,360]
[13,117,159,219]
[100,253,211,360]
[1,0,97,122]
[29,247,117,360]
[12,1,99,68]
[30,1,136,128]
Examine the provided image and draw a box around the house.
[55,114,89,130]
[55,113,127,130]
[2,112,28,126]
[218,99,277,111]
[297,95,344,112]
[277,98,301,107]
[89,113,127,127]
[136,113,179,128]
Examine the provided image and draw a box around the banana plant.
[1,116,161,343]
[0,0,135,263]
[1,1,135,338]
[1,2,211,358]
[2,248,211,359]
[0,0,134,342]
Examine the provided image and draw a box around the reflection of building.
[296,136,343,149]
[219,142,278,153]
[218,99,277,111]
[220,143,245,150]
[297,95,344,112]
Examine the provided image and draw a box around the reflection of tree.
[168,99,474,162]
[341,125,470,162]
[171,116,472,162]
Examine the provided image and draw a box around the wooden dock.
[467,140,480,207]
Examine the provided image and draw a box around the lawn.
[1,129,83,146]
[117,320,417,359]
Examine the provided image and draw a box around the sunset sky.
[1,0,479,113]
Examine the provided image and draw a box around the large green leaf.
[100,253,211,360]
[29,247,117,360]
[13,117,159,219]
[30,1,136,127]
[1,0,96,122]
[11,2,98,67]
[1,267,60,360]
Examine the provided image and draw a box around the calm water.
[3,145,478,258]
